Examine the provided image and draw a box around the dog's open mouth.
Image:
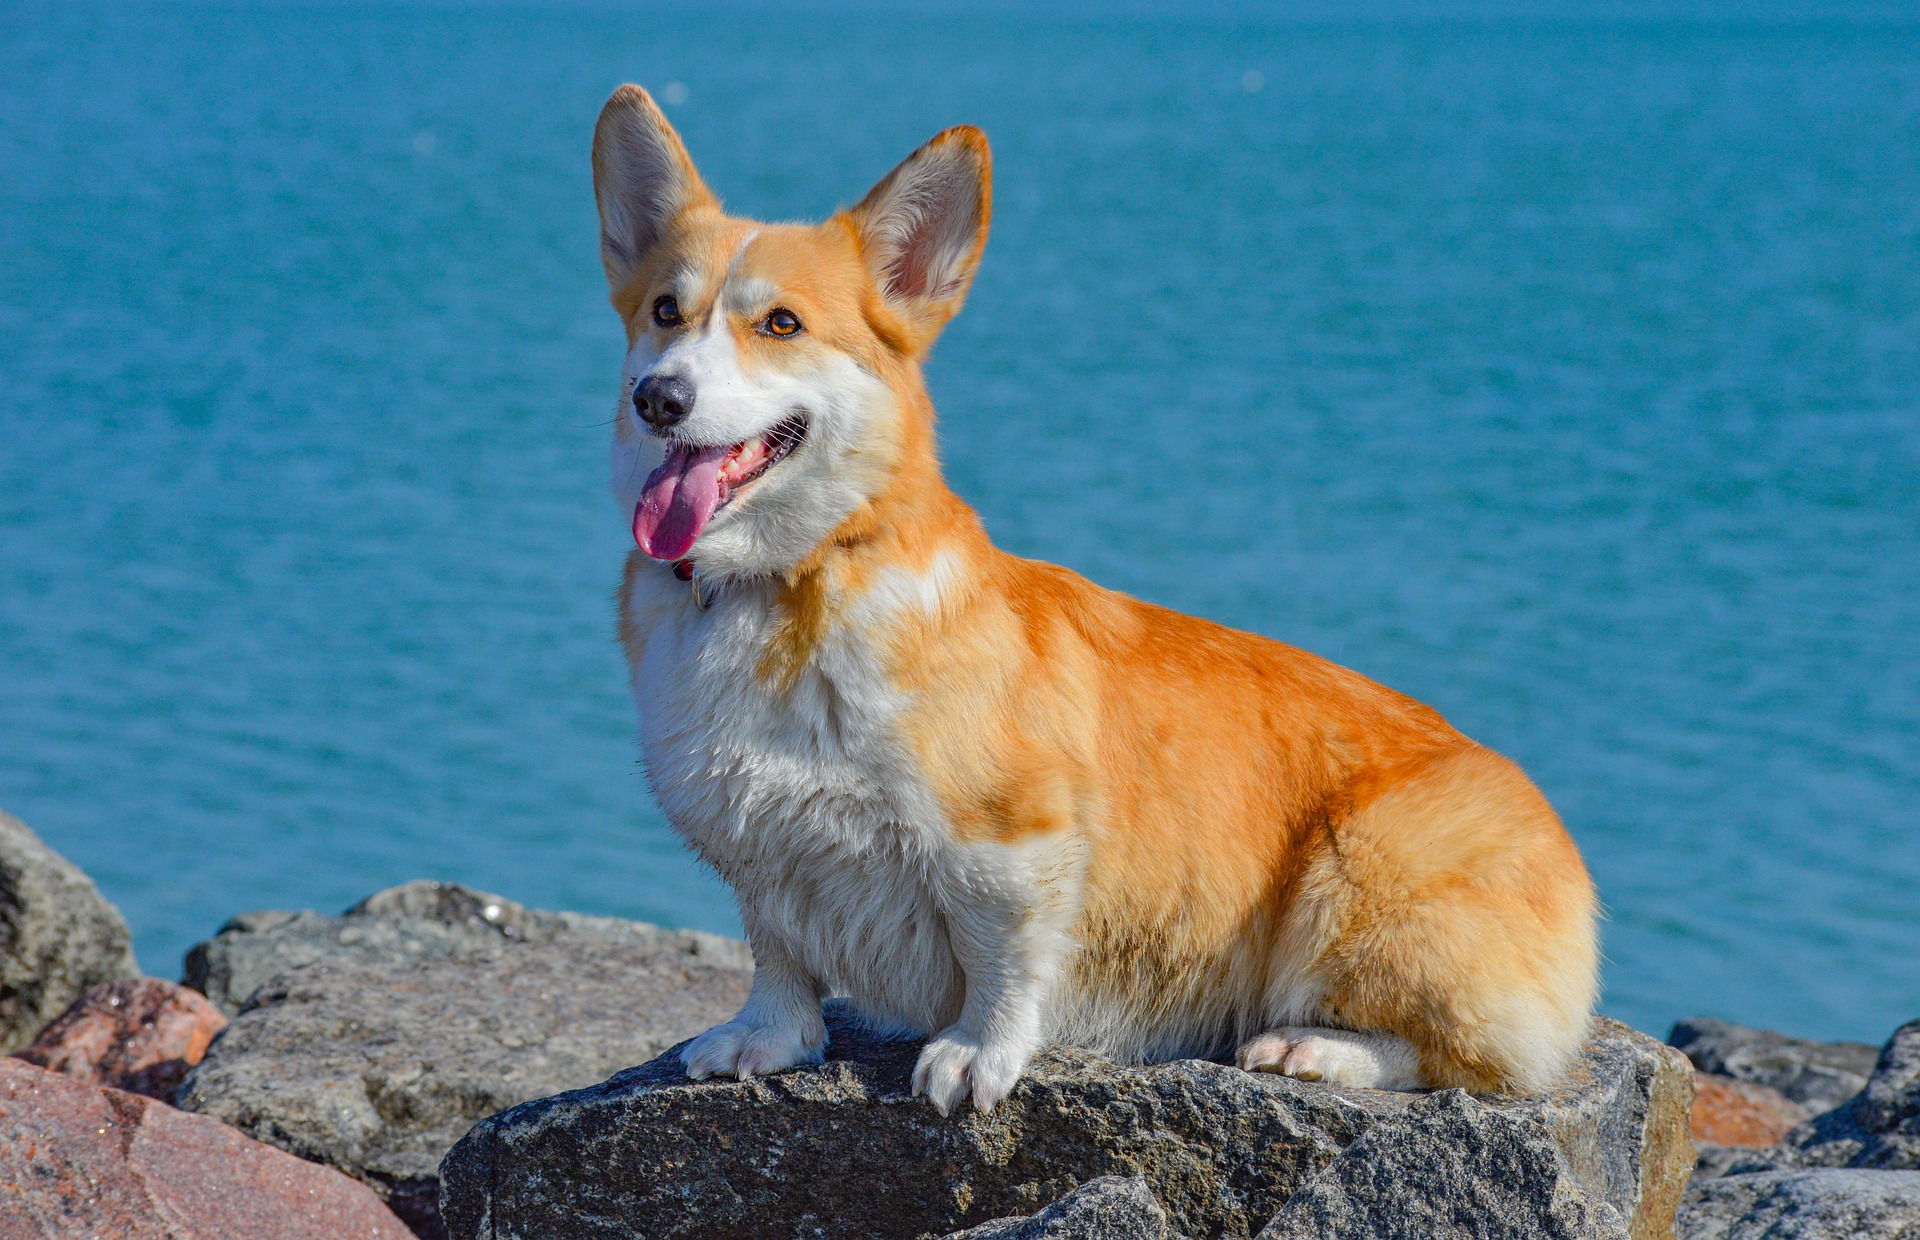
[632,414,808,560]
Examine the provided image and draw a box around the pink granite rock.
[14,977,227,1100]
[1692,1071,1813,1148]
[0,1057,410,1238]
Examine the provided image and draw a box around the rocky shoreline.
[5,807,1917,1239]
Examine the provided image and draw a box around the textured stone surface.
[1693,1073,1812,1148]
[1676,1169,1920,1239]
[177,930,751,1239]
[1681,1019,1920,1235]
[1694,1143,1750,1182]
[13,977,227,1101]
[0,808,140,1053]
[1255,1090,1628,1239]
[183,879,750,1015]
[0,1056,408,1239]
[440,1007,1691,1240]
[1540,1018,1698,1240]
[944,1177,1172,1239]
[1671,1017,1879,1116]
[1730,1019,1920,1175]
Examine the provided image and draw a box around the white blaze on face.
[646,239,817,451]
[650,315,768,448]
[610,233,899,578]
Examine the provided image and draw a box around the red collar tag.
[671,557,714,609]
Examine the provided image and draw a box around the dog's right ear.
[592,86,715,291]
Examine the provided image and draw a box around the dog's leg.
[1235,1027,1423,1089]
[911,956,1050,1115]
[681,938,826,1081]
[912,838,1082,1115]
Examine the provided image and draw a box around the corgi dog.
[594,85,1598,1115]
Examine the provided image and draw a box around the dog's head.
[594,86,990,579]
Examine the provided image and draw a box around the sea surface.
[3,1,1916,1043]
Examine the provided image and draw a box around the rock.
[944,1177,1172,1239]
[182,879,750,1015]
[0,808,140,1052]
[1670,1018,1879,1116]
[1255,1090,1629,1239]
[439,1005,1693,1240]
[1732,1019,1920,1175]
[1694,1143,1750,1182]
[1679,1021,1920,1236]
[0,1056,408,1239]
[1692,1073,1812,1148]
[177,928,752,1240]
[1676,1169,1920,1239]
[13,977,227,1101]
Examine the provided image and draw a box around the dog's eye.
[761,308,803,338]
[652,296,682,328]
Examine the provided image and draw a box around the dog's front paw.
[911,1027,1031,1115]
[680,1017,826,1081]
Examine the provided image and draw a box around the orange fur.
[597,86,1598,1096]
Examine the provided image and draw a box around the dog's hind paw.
[1235,1027,1422,1090]
[680,1018,825,1081]
[911,1026,1031,1115]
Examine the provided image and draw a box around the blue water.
[3,2,1917,1044]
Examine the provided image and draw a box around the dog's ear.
[846,126,991,353]
[592,85,716,291]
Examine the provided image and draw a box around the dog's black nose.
[634,374,695,430]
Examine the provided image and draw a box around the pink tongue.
[633,443,732,560]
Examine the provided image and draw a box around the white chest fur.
[622,564,969,1033]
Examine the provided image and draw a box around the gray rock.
[1255,1089,1628,1239]
[175,887,753,1240]
[1678,1022,1920,1239]
[183,879,749,1015]
[1733,1019,1920,1175]
[438,1007,1693,1240]
[1676,1169,1920,1239]
[944,1177,1172,1239]
[1694,1143,1749,1182]
[1670,1017,1880,1116]
[0,808,139,1053]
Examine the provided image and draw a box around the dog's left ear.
[846,126,991,354]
